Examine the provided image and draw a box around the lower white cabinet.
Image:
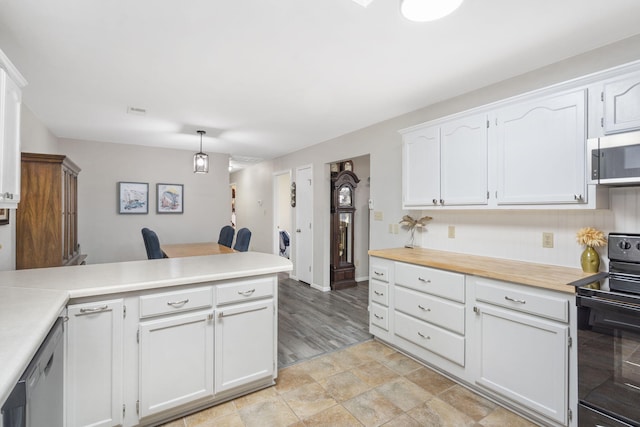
[66,299,124,427]
[215,299,275,392]
[138,310,214,419]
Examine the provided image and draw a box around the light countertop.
[369,247,599,293]
[0,252,292,410]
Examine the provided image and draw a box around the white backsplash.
[416,187,640,269]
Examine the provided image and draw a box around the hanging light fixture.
[193,130,209,174]
[400,0,463,22]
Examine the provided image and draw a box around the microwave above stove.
[588,130,640,185]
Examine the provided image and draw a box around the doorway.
[273,170,292,259]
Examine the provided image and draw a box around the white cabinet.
[214,277,276,393]
[0,67,23,208]
[402,113,488,208]
[369,260,393,341]
[602,71,640,134]
[66,300,124,427]
[138,310,214,419]
[496,90,587,205]
[471,277,570,426]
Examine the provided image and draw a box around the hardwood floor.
[278,273,372,368]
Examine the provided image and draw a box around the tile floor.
[161,340,538,427]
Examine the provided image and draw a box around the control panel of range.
[608,233,640,263]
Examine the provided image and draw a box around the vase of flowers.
[399,215,432,248]
[576,227,607,273]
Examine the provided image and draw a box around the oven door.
[577,293,640,426]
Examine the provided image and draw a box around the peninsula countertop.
[0,252,292,410]
[369,247,601,293]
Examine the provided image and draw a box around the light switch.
[374,211,383,221]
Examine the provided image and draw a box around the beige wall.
[230,34,640,289]
[59,138,231,264]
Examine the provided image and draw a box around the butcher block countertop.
[369,247,602,294]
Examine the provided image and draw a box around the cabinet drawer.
[140,286,213,318]
[395,262,465,302]
[216,277,274,305]
[370,303,389,331]
[370,265,389,283]
[394,311,464,366]
[475,279,568,322]
[395,287,464,335]
[370,280,389,306]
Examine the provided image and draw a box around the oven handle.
[578,295,640,333]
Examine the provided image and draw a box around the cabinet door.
[475,304,568,425]
[138,310,214,419]
[0,68,21,207]
[603,72,640,134]
[215,299,275,393]
[440,114,488,205]
[402,126,440,208]
[496,90,586,205]
[66,300,124,427]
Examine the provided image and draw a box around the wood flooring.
[277,273,372,368]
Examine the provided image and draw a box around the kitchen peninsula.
[0,252,292,427]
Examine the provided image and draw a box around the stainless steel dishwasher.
[1,317,64,427]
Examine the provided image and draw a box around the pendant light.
[400,0,463,22]
[193,130,209,174]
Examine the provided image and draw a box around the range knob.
[619,240,632,250]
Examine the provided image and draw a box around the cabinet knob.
[432,199,438,205]
[574,194,583,201]
[440,199,444,205]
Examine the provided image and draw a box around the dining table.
[161,242,236,258]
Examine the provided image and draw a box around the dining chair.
[217,225,235,248]
[233,228,251,252]
[141,227,167,259]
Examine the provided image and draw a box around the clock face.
[338,186,352,207]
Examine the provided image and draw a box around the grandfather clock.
[330,166,359,290]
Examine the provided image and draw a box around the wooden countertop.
[368,247,601,294]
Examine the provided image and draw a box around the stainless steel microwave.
[588,130,640,185]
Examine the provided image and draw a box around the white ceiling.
[1,0,640,168]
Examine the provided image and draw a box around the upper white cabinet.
[0,64,25,208]
[496,90,587,205]
[402,113,488,208]
[602,71,640,134]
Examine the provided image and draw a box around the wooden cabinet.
[17,153,84,269]
[471,277,570,426]
[0,67,23,208]
[402,113,488,208]
[66,299,124,427]
[214,277,276,393]
[602,71,640,134]
[496,90,587,205]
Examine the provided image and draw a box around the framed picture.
[118,182,149,214]
[0,209,9,225]
[157,183,184,214]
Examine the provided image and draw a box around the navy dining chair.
[141,228,167,259]
[233,228,251,252]
[217,225,235,248]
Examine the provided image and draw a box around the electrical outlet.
[374,211,383,221]
[388,224,393,233]
[393,224,399,234]
[448,225,456,239]
[543,232,554,248]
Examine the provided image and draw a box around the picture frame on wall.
[0,209,9,225]
[157,183,184,214]
[118,182,149,214]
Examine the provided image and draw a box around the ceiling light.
[400,0,463,22]
[193,130,209,174]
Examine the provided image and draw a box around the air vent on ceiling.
[127,106,147,116]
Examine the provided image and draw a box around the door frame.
[272,169,292,259]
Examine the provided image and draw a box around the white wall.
[230,34,640,287]
[59,138,230,263]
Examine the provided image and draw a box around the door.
[138,310,214,419]
[215,299,275,392]
[66,300,124,427]
[295,165,313,285]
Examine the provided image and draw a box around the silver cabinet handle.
[418,305,430,312]
[504,296,526,304]
[418,277,431,283]
[373,271,384,276]
[238,288,256,296]
[374,290,384,296]
[417,332,430,340]
[80,304,109,313]
[374,314,384,319]
[167,299,189,307]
